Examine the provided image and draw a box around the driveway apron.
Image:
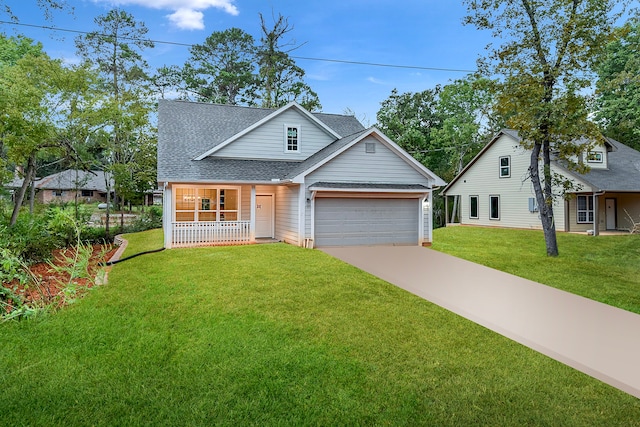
[322,245,640,399]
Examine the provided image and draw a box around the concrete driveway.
[322,245,640,399]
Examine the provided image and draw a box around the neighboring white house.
[442,129,640,234]
[157,100,446,249]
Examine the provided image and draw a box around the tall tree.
[75,8,155,235]
[256,13,321,111]
[430,76,496,222]
[376,88,442,173]
[464,0,629,256]
[183,28,257,104]
[595,20,640,151]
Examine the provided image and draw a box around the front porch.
[171,221,252,248]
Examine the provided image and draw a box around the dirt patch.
[3,244,118,313]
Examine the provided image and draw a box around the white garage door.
[314,198,419,246]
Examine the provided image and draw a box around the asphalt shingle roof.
[36,170,112,192]
[158,100,366,182]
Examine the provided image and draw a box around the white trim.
[308,186,429,194]
[298,183,306,247]
[489,195,500,220]
[250,186,256,241]
[173,184,242,222]
[284,123,301,153]
[193,102,339,160]
[291,127,445,186]
[499,155,511,178]
[255,193,275,238]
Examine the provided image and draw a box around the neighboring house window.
[285,125,300,153]
[52,190,63,197]
[469,195,479,219]
[175,187,239,222]
[587,151,603,163]
[489,195,500,220]
[499,156,511,177]
[577,195,594,223]
[82,190,94,197]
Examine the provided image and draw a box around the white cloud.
[366,77,386,85]
[167,8,205,30]
[94,0,239,30]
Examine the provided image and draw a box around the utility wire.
[0,20,476,73]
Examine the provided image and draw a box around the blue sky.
[3,1,491,125]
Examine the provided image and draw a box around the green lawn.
[433,226,640,314]
[1,230,639,425]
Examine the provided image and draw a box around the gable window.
[489,195,500,220]
[285,125,300,153]
[499,156,511,177]
[469,195,479,219]
[175,187,239,222]
[587,151,603,163]
[577,195,594,223]
[365,142,376,153]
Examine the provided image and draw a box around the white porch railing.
[172,221,251,248]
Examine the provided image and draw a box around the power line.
[0,20,476,73]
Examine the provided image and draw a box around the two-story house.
[158,100,445,248]
[442,129,640,234]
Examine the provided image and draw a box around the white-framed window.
[528,197,538,212]
[174,186,240,222]
[499,156,511,178]
[577,195,594,223]
[587,151,603,163]
[469,195,479,219]
[489,195,500,220]
[52,190,64,197]
[284,125,300,153]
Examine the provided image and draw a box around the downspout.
[593,190,606,237]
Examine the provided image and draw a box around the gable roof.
[36,170,112,192]
[577,137,640,192]
[193,102,343,160]
[442,129,640,194]
[157,100,365,182]
[286,127,446,186]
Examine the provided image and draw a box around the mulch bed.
[2,244,118,313]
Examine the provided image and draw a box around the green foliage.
[463,0,631,256]
[46,204,92,247]
[0,213,57,263]
[433,227,640,314]
[595,20,640,150]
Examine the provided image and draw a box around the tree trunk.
[28,174,36,214]
[10,154,36,226]
[530,141,559,256]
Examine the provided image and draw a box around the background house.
[442,129,640,234]
[35,170,113,204]
[158,100,445,248]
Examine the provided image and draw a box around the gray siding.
[274,185,300,244]
[214,109,336,161]
[306,136,430,185]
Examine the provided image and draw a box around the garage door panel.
[315,198,419,246]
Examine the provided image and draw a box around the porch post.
[250,185,256,242]
[427,190,433,243]
[163,184,173,249]
[444,195,449,226]
[593,193,599,236]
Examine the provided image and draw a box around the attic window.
[285,125,300,153]
[365,142,376,153]
[587,151,603,163]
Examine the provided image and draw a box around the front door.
[255,195,274,238]
[605,198,617,230]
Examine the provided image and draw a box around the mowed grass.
[433,226,640,314]
[1,230,639,425]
